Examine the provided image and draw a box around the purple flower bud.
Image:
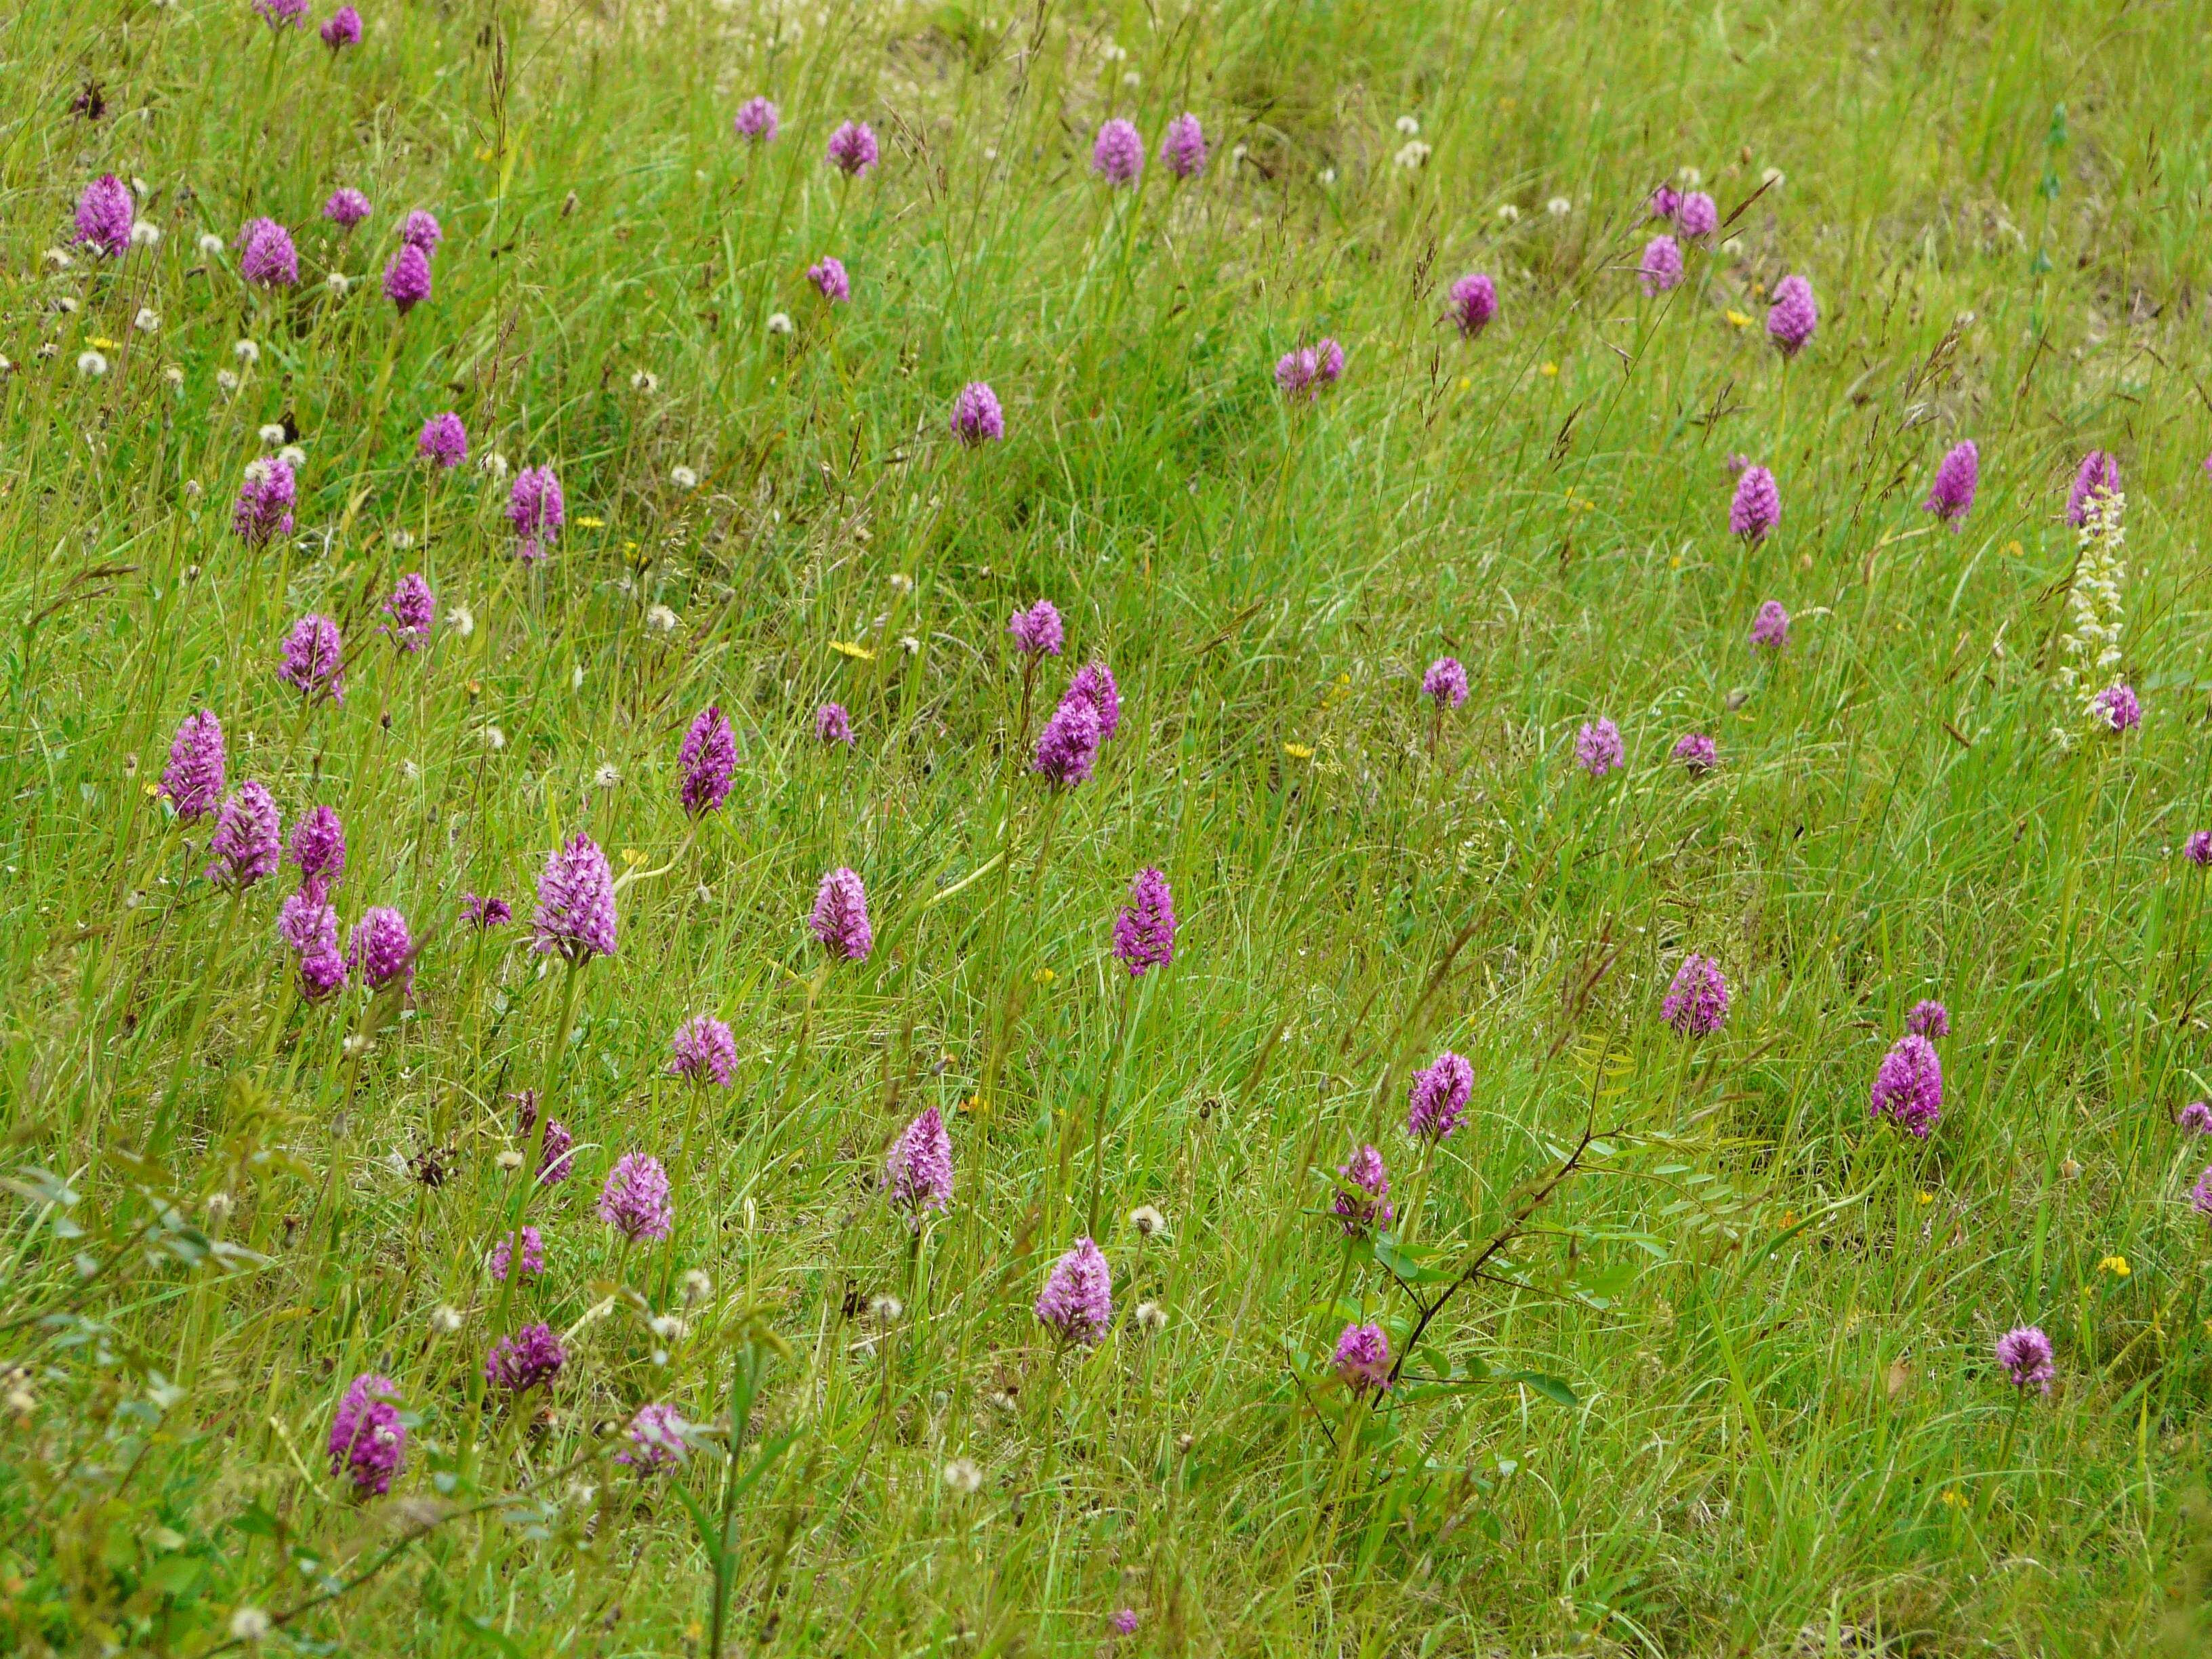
[533,834,617,962]
[1422,657,1468,710]
[1033,697,1101,786]
[2066,450,2121,528]
[327,1373,405,1495]
[490,1225,544,1282]
[1994,1325,2054,1394]
[1660,955,1728,1036]
[288,804,345,886]
[1275,346,1319,400]
[1112,867,1176,977]
[1923,441,1978,525]
[281,886,344,1000]
[1008,599,1064,657]
[2186,832,2212,868]
[507,466,564,562]
[1332,1145,1393,1237]
[237,217,299,288]
[1766,274,1817,357]
[485,1322,565,1394]
[384,573,434,649]
[678,704,737,816]
[1315,338,1345,385]
[1672,732,1717,775]
[323,187,371,228]
[279,613,344,703]
[515,1093,576,1185]
[320,5,361,49]
[668,1015,736,1085]
[417,411,468,468]
[2093,684,2141,733]
[1109,1610,1141,1638]
[1332,1322,1391,1393]
[1092,119,1143,185]
[808,255,850,302]
[1906,1000,1949,1039]
[1749,599,1789,651]
[1870,1034,1942,1137]
[1448,273,1496,338]
[815,702,854,745]
[2193,1166,2212,1216]
[1576,717,1623,777]
[207,781,282,888]
[1160,113,1207,180]
[1065,661,1121,741]
[826,121,879,178]
[254,0,308,26]
[74,175,134,257]
[1406,1050,1472,1142]
[163,710,226,820]
[1677,190,1718,240]
[1645,185,1681,222]
[383,243,431,314]
[1036,1237,1112,1345]
[401,210,442,253]
[734,97,779,142]
[2182,1101,2212,1134]
[348,905,414,993]
[1730,465,1779,541]
[617,1404,690,1469]
[810,866,872,961]
[1638,234,1683,295]
[888,1104,954,1216]
[461,893,511,929]
[598,1153,674,1243]
[951,382,1004,445]
[233,458,298,546]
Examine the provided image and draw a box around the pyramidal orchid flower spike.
[678,705,737,816]
[888,1105,954,1216]
[533,834,617,962]
[1112,867,1176,977]
[810,867,873,961]
[1036,1237,1113,1346]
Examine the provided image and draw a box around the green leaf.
[228,1502,281,1540]
[459,1617,528,1658]
[1500,1370,1578,1408]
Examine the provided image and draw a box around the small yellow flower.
[1940,1487,1969,1510]
[1668,554,1683,571]
[142,781,161,798]
[88,335,121,350]
[2097,1254,2130,1277]
[1283,742,1315,760]
[1539,361,1559,377]
[574,514,606,529]
[958,1093,987,1117]
[1032,966,1056,985]
[1916,1191,1935,1206]
[830,640,876,661]
[2003,539,2023,558]
[1723,310,1752,330]
[621,847,647,867]
[1456,375,1471,391]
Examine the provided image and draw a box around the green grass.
[4,0,2211,1652]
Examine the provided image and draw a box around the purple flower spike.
[678,704,737,817]
[1645,185,1681,222]
[1660,956,1729,1036]
[207,781,282,888]
[533,834,617,962]
[1677,190,1718,240]
[2066,450,2121,527]
[810,866,873,961]
[1092,119,1143,185]
[320,5,361,49]
[1766,274,1817,357]
[233,458,298,546]
[598,1153,674,1243]
[1673,732,1717,775]
[1332,1322,1391,1394]
[1332,1145,1393,1237]
[383,244,432,314]
[418,411,468,468]
[1750,599,1789,651]
[507,466,564,564]
[163,710,226,820]
[826,121,879,178]
[237,218,299,288]
[1730,465,1779,541]
[485,1323,566,1395]
[617,1404,691,1469]
[888,1104,954,1216]
[1036,1237,1113,1346]
[951,382,1004,445]
[1032,697,1101,786]
[461,893,511,930]
[1160,113,1207,180]
[327,1374,405,1496]
[323,187,371,229]
[279,613,345,703]
[808,255,850,302]
[1924,441,1978,526]
[1406,1050,1473,1143]
[400,209,442,253]
[815,702,855,745]
[734,97,779,142]
[2093,684,2141,733]
[1275,346,1319,400]
[1066,662,1121,741]
[2193,1166,2212,1216]
[1906,1000,1950,1039]
[2186,832,2212,868]
[348,905,414,993]
[1638,234,1683,295]
[490,1225,544,1282]
[1423,657,1469,710]
[1870,1033,1942,1138]
[1113,867,1176,977]
[1315,338,1345,385]
[254,0,308,26]
[2181,1102,2212,1134]
[668,1015,737,1086]
[385,573,434,649]
[1576,718,1623,777]
[1110,1610,1141,1638]
[1994,1325,2054,1395]
[1448,273,1497,338]
[1008,599,1064,657]
[287,804,345,887]
[75,175,135,257]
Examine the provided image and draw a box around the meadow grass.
[4,0,2212,1652]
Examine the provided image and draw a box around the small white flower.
[1128,1204,1166,1238]
[161,364,183,387]
[450,604,475,638]
[197,232,224,258]
[56,295,83,316]
[1231,143,1249,163]
[75,350,108,378]
[496,1149,523,1170]
[390,527,415,550]
[131,220,161,247]
[430,1305,464,1334]
[243,456,276,484]
[1395,114,1420,136]
[205,1191,234,1219]
[644,603,678,634]
[649,1313,688,1341]
[680,1268,713,1305]
[216,369,239,394]
[869,1294,904,1323]
[183,479,203,499]
[402,760,421,781]
[134,307,160,332]
[327,272,352,295]
[258,423,287,447]
[228,1607,272,1643]
[482,451,509,479]
[670,464,698,490]
[1134,1300,1168,1332]
[279,445,306,468]
[942,1457,984,1494]
[1761,166,1785,189]
[1393,140,1431,171]
[43,247,75,270]
[766,311,794,335]
[232,338,260,365]
[887,572,914,593]
[594,763,621,790]
[483,725,506,750]
[1121,70,1140,88]
[631,369,659,393]
[1496,202,1521,222]
[1547,196,1574,217]
[1318,166,1338,185]
[35,343,58,361]
[1678,165,1703,186]
[898,634,920,654]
